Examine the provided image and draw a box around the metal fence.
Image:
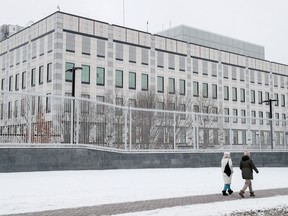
[0,91,287,151]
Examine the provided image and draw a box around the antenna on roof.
[123,0,125,26]
[57,5,60,11]
[147,21,149,32]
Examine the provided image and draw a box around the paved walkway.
[5,187,288,216]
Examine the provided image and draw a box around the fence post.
[129,107,132,150]
[124,107,128,151]
[75,99,80,145]
[28,96,32,144]
[173,112,176,150]
[70,97,74,144]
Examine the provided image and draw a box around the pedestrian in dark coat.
[239,150,259,198]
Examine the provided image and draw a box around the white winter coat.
[221,158,234,184]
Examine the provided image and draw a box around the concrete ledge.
[1,148,288,172]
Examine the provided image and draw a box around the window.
[82,36,91,55]
[96,96,104,114]
[203,83,208,98]
[212,107,218,122]
[240,68,245,81]
[1,78,5,91]
[157,76,164,93]
[250,70,255,83]
[97,67,105,86]
[116,43,123,61]
[240,88,245,102]
[8,101,12,119]
[81,65,90,84]
[275,113,279,126]
[193,81,199,97]
[22,72,26,89]
[9,76,13,91]
[232,87,237,101]
[223,65,228,79]
[259,111,263,125]
[169,78,175,94]
[115,70,123,88]
[129,72,136,89]
[116,97,123,116]
[21,99,25,116]
[15,74,19,91]
[241,109,246,124]
[80,94,90,114]
[224,86,229,100]
[31,68,36,87]
[265,73,269,85]
[65,62,75,82]
[258,91,262,104]
[39,65,44,84]
[66,33,75,52]
[212,84,217,99]
[179,79,185,95]
[141,74,148,91]
[281,94,285,107]
[224,108,229,123]
[232,67,237,80]
[265,92,269,104]
[64,93,72,113]
[257,72,262,84]
[157,52,164,68]
[193,105,199,113]
[14,100,18,118]
[47,63,52,82]
[193,59,198,74]
[274,75,278,87]
[179,56,185,71]
[282,113,286,126]
[274,93,279,106]
[168,54,175,70]
[46,94,51,113]
[212,63,217,77]
[202,61,208,75]
[179,104,186,120]
[251,110,256,124]
[233,109,238,123]
[251,90,255,103]
[266,112,270,125]
[129,46,136,63]
[97,39,105,58]
[141,48,149,65]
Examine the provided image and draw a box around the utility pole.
[66,66,82,144]
[262,99,278,149]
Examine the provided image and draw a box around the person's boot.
[239,190,245,198]
[228,189,233,195]
[250,191,255,197]
[222,190,228,196]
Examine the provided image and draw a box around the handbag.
[224,160,231,177]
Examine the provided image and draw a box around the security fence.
[0,91,287,151]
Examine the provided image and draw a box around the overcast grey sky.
[2,0,288,64]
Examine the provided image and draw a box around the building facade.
[0,11,288,148]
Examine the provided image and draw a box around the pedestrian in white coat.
[221,152,234,196]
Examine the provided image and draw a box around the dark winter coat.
[239,156,259,180]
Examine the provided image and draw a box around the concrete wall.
[1,148,288,172]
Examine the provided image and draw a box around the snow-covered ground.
[1,167,288,215]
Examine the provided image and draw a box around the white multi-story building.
[0,11,288,148]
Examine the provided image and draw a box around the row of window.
[65,62,186,94]
[0,96,51,120]
[223,108,286,126]
[1,63,52,91]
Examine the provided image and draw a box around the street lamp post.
[262,99,278,149]
[66,66,82,144]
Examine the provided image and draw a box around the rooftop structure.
[157,25,265,59]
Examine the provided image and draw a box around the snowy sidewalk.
[5,187,288,216]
